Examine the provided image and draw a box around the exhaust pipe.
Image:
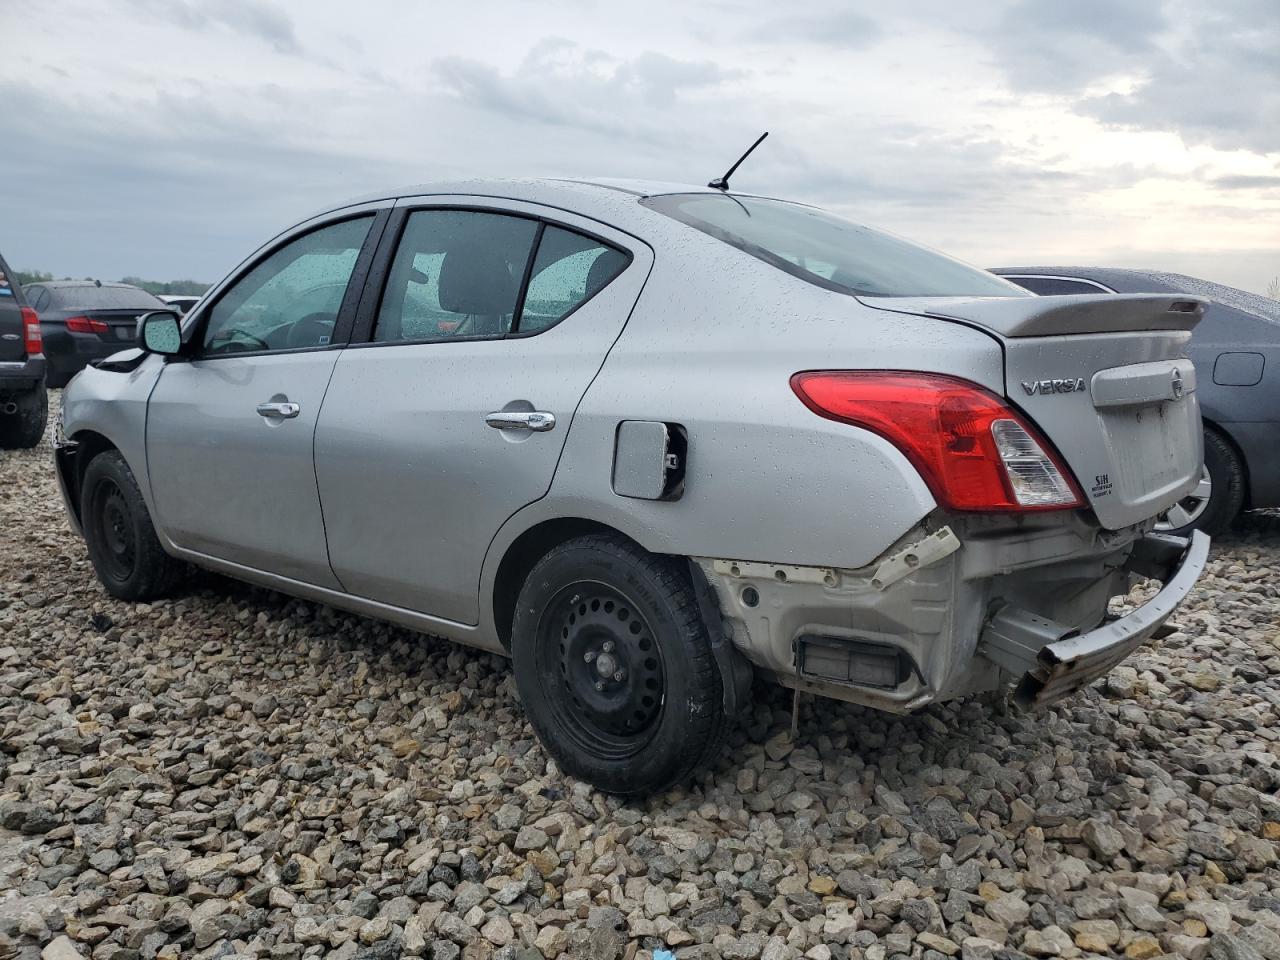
[1,402,17,415]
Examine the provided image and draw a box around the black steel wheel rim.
[535,581,667,760]
[93,479,135,581]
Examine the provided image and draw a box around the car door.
[145,209,386,585]
[314,198,651,624]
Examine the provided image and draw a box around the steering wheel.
[209,328,271,353]
[286,312,337,349]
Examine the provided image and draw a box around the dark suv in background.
[23,280,167,386]
[0,250,47,449]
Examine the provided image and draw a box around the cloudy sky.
[1,0,1277,293]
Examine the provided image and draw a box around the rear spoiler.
[858,293,1205,338]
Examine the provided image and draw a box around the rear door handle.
[485,410,556,432]
[256,401,301,419]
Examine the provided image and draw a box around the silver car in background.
[55,179,1209,794]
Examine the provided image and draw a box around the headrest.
[438,246,517,315]
[585,251,621,297]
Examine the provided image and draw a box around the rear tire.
[81,450,185,600]
[45,369,71,389]
[0,386,47,449]
[511,534,728,796]
[1161,429,1244,537]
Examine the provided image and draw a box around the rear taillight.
[20,307,42,355]
[791,370,1083,512]
[65,315,110,334]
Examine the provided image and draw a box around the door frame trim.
[170,204,394,363]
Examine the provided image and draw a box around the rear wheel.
[81,451,185,600]
[0,386,47,449]
[511,534,728,795]
[1157,429,1244,536]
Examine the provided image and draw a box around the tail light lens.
[20,307,42,355]
[791,370,1083,512]
[65,315,110,334]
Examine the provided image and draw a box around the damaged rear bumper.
[979,531,1209,709]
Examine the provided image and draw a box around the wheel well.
[66,431,120,520]
[1202,418,1250,509]
[492,518,645,650]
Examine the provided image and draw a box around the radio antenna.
[708,131,768,191]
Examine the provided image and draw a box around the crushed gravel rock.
[2,396,1278,960]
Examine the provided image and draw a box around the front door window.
[201,216,373,355]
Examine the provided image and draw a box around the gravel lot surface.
[2,396,1278,960]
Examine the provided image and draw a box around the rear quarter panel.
[486,228,1006,577]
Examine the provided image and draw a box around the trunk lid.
[78,309,149,345]
[859,294,1205,529]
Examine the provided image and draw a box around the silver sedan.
[55,179,1208,794]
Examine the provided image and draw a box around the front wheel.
[81,450,185,600]
[511,534,728,796]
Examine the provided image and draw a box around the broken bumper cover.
[980,530,1210,709]
[53,414,83,537]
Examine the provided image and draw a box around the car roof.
[309,177,765,230]
[343,177,724,204]
[36,280,143,289]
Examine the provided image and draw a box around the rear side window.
[642,194,1025,299]
[520,226,628,333]
[375,211,538,342]
[373,212,629,343]
[1004,276,1109,296]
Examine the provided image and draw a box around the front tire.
[81,450,185,600]
[0,386,47,449]
[511,534,728,796]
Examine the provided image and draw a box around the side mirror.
[139,311,183,355]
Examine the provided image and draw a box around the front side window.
[202,216,373,356]
[520,226,629,333]
[642,194,1025,299]
[374,211,538,342]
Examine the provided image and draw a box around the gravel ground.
[2,395,1278,960]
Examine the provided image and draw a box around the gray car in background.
[54,180,1208,794]
[994,267,1280,535]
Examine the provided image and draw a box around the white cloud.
[0,0,1276,293]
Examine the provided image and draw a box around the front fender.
[58,354,167,524]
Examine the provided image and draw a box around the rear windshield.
[52,285,166,310]
[642,194,1026,299]
[0,256,21,305]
